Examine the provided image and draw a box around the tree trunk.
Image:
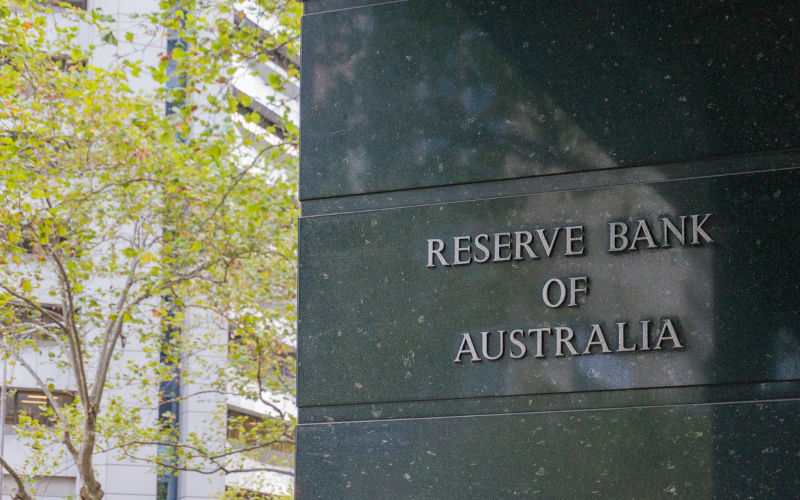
[80,484,105,500]
[77,414,104,500]
[0,457,33,500]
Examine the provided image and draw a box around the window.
[0,476,75,498]
[276,346,295,380]
[3,388,74,427]
[3,302,64,340]
[226,408,260,443]
[232,10,301,74]
[233,88,288,139]
[10,301,62,324]
[43,0,87,10]
[268,434,295,456]
[227,408,295,455]
[50,52,88,72]
[227,329,295,380]
[225,488,276,500]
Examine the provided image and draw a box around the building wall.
[2,0,297,498]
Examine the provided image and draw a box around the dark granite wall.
[297,1,800,498]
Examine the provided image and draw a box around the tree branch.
[0,456,33,500]
[91,256,140,408]
[48,249,91,414]
[111,441,295,477]
[0,339,79,458]
[0,322,71,360]
[0,284,69,333]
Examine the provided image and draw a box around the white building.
[0,1,298,498]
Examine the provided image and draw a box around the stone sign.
[297,1,800,498]
[299,169,799,406]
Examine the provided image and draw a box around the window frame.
[43,0,88,10]
[2,387,75,427]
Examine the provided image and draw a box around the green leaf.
[267,73,282,90]
[237,93,252,107]
[0,0,301,485]
[101,30,118,46]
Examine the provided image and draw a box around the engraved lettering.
[473,234,491,263]
[528,328,551,358]
[555,326,578,357]
[536,227,560,257]
[640,320,651,351]
[508,329,527,359]
[427,239,448,268]
[583,324,612,354]
[513,231,538,260]
[608,222,628,252]
[690,213,713,245]
[654,319,684,350]
[567,276,588,307]
[481,330,505,360]
[564,225,585,256]
[542,278,567,308]
[617,322,637,352]
[453,319,683,362]
[661,216,686,248]
[452,236,472,266]
[628,219,658,250]
[493,232,512,262]
[454,333,480,363]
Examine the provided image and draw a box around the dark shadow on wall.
[301,0,800,198]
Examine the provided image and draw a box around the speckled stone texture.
[297,1,800,498]
[300,1,800,200]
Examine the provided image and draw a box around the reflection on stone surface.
[298,169,800,407]
[298,2,800,497]
[301,1,800,199]
[297,400,800,499]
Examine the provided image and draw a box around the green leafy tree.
[0,1,300,498]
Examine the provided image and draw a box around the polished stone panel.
[298,380,800,424]
[298,2,800,497]
[303,0,399,14]
[300,0,800,199]
[300,152,800,217]
[297,399,800,499]
[298,167,800,407]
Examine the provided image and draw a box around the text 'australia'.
[454,319,683,363]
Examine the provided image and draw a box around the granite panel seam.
[300,151,800,216]
[301,164,798,217]
[300,148,800,204]
[297,395,800,427]
[298,379,800,423]
[303,0,407,16]
[297,378,800,412]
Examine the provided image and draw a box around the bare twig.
[0,339,79,458]
[0,456,33,500]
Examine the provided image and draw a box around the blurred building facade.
[0,1,298,498]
